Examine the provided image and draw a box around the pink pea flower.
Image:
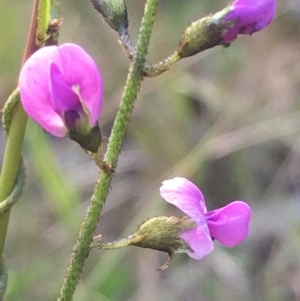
[160,177,251,260]
[19,43,103,137]
[221,0,276,43]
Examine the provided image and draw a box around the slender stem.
[90,234,136,250]
[119,27,135,59]
[118,28,180,77]
[94,238,132,249]
[144,51,180,77]
[0,0,39,257]
[57,0,158,300]
[36,0,50,45]
[105,0,158,164]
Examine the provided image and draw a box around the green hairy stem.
[57,0,159,300]
[0,1,59,299]
[0,0,40,261]
[0,0,39,297]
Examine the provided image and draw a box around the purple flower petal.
[19,46,67,137]
[160,177,207,226]
[64,110,81,128]
[19,43,103,137]
[49,61,81,113]
[52,43,104,127]
[206,201,251,247]
[223,0,276,42]
[180,226,214,260]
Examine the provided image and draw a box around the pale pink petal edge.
[180,226,214,260]
[19,46,66,137]
[160,177,207,226]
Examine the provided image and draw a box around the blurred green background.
[1,0,300,300]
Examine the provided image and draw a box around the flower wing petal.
[180,226,214,260]
[160,177,207,225]
[49,62,81,112]
[53,43,104,127]
[206,201,251,247]
[19,46,66,137]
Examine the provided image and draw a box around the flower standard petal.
[222,0,276,43]
[53,43,104,127]
[205,201,251,247]
[160,177,207,226]
[180,226,214,260]
[19,46,67,137]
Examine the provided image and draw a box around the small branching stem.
[57,0,159,300]
[90,234,145,250]
[118,28,180,77]
[144,51,180,77]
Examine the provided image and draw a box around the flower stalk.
[57,0,159,300]
[144,52,180,77]
[91,234,146,250]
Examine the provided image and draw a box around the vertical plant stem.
[0,0,40,257]
[105,0,158,164]
[57,0,159,300]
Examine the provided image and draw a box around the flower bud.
[90,0,128,31]
[177,0,276,58]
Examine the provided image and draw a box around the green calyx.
[176,7,235,58]
[132,216,194,255]
[68,122,102,154]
